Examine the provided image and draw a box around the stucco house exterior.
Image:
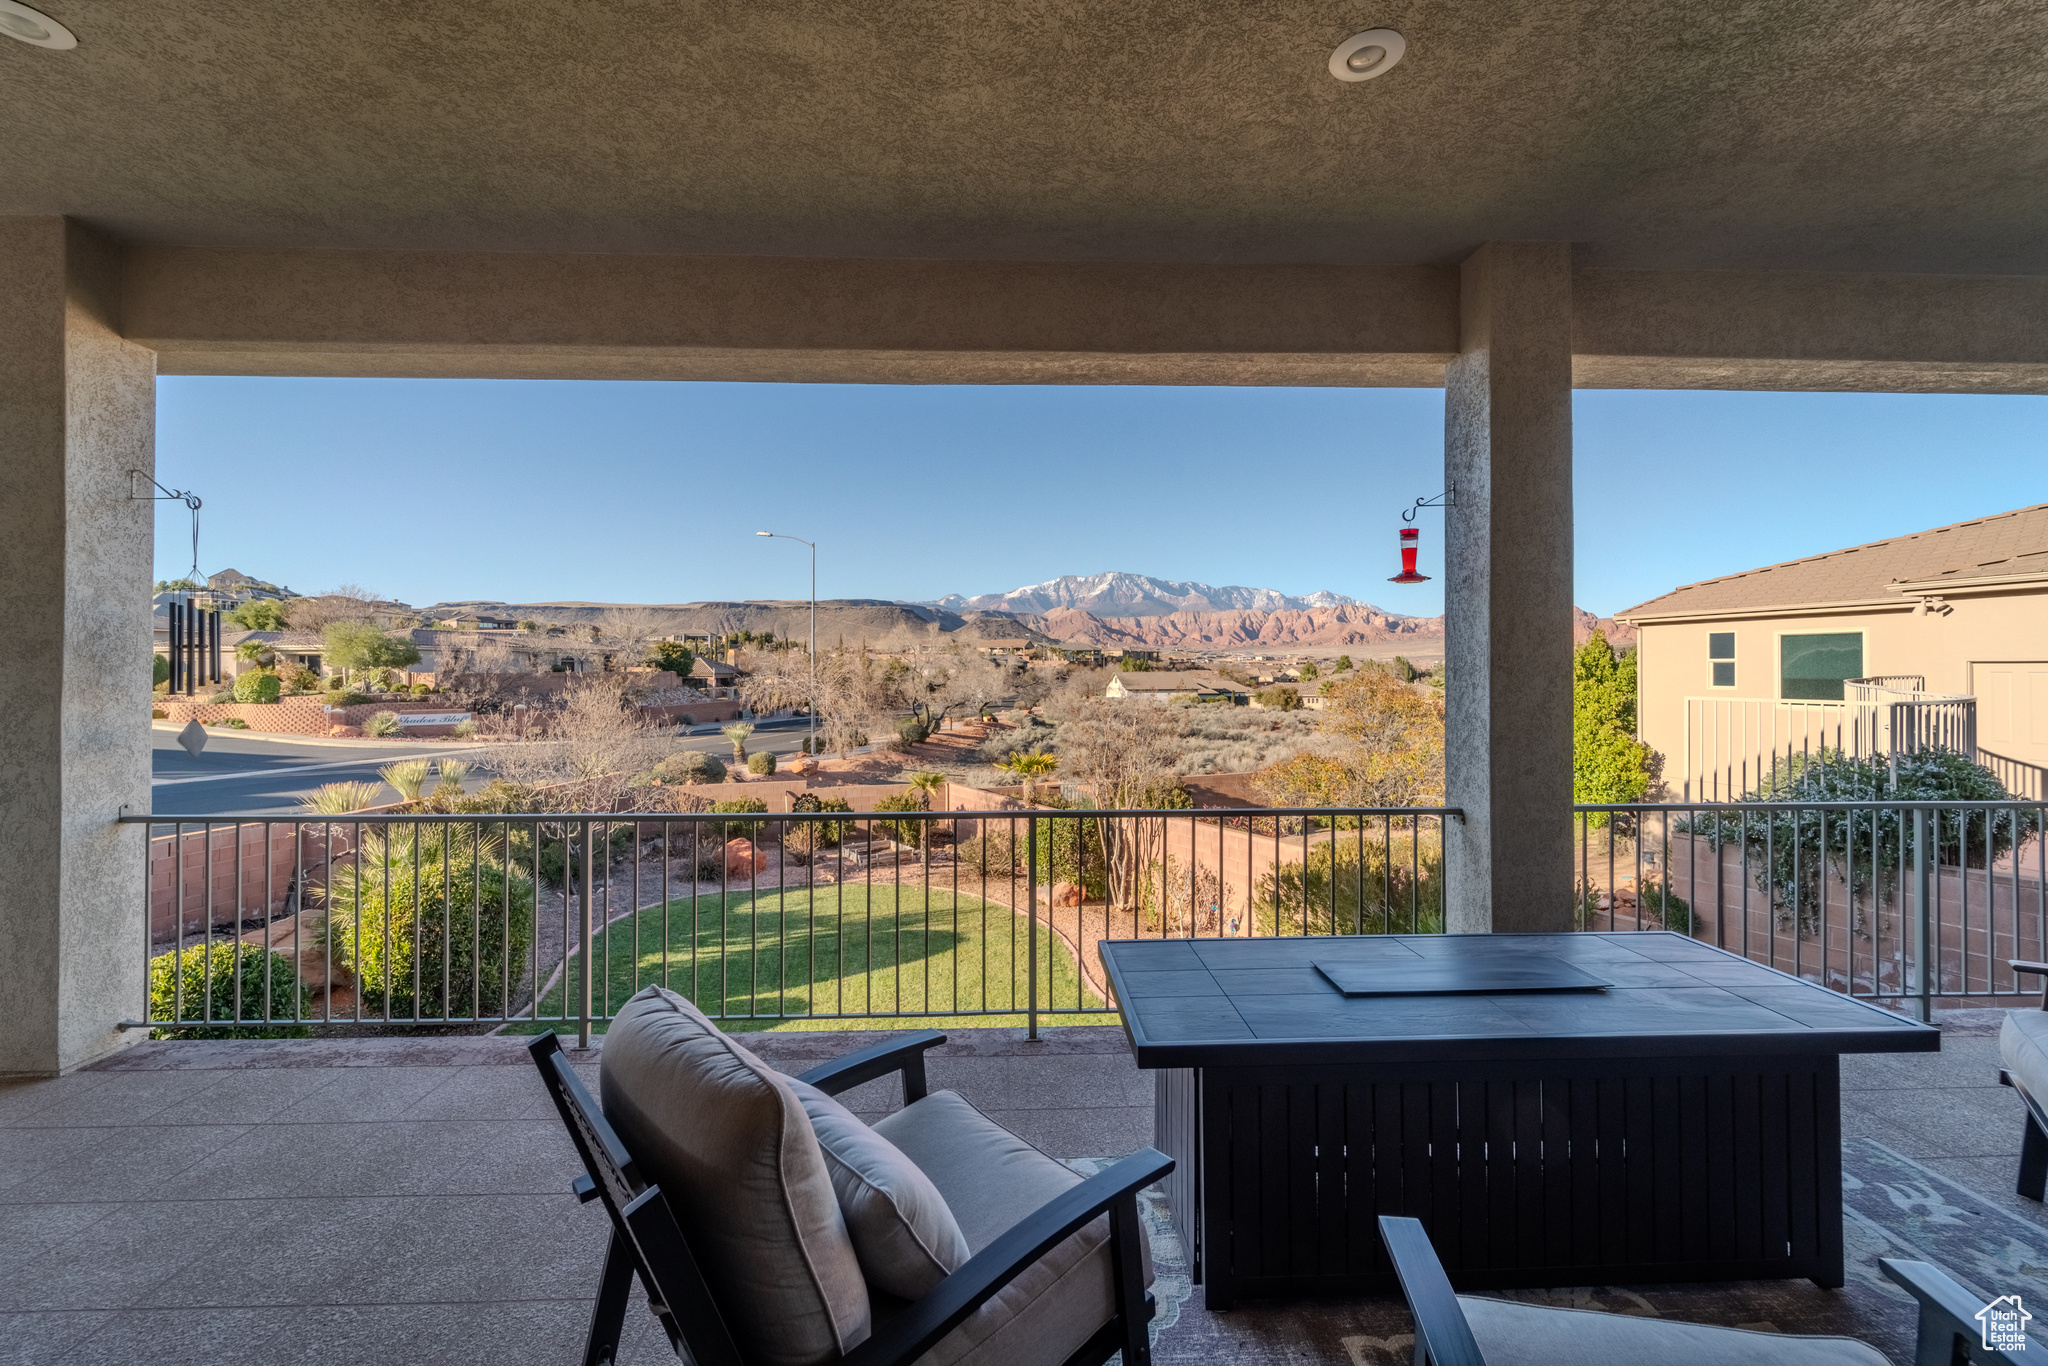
[1104,670,1246,703]
[1616,504,2048,799]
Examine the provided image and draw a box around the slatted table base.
[1156,1055,1844,1308]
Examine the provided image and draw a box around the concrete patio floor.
[1,1013,2042,1365]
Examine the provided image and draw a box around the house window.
[1708,632,1735,688]
[1780,632,1863,701]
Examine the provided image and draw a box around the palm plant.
[432,758,471,800]
[904,770,947,811]
[378,759,433,803]
[722,721,755,763]
[299,781,384,815]
[998,752,1059,805]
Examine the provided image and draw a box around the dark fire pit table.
[1097,932,1937,1308]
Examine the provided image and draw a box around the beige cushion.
[2002,1008,2048,1101]
[600,987,870,1366]
[874,1090,1153,1366]
[785,1075,971,1298]
[1459,1296,1895,1365]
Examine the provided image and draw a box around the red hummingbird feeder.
[1389,485,1451,583]
[1389,527,1430,583]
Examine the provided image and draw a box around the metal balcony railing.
[118,805,1457,1041]
[1576,798,2047,1018]
[121,794,2045,1036]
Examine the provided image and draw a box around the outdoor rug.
[1074,1138,2048,1365]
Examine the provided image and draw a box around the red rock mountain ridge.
[1019,605,1633,651]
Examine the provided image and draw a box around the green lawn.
[519,884,1113,1034]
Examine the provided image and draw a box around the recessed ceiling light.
[1329,29,1404,82]
[0,1,75,49]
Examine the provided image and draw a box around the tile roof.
[1110,670,1241,692]
[1618,503,2048,619]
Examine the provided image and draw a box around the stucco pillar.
[1443,243,1575,934]
[0,219,156,1075]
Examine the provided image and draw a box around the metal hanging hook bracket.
[1401,483,1454,523]
[130,471,204,581]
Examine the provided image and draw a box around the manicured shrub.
[872,791,928,847]
[410,682,432,696]
[322,828,536,1018]
[784,794,851,857]
[233,670,282,704]
[748,750,777,776]
[147,942,311,1038]
[363,711,402,737]
[153,654,171,687]
[324,691,372,707]
[653,750,726,785]
[286,667,320,692]
[706,796,769,842]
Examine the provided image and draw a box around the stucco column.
[0,219,156,1075]
[1443,243,1575,934]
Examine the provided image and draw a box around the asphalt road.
[149,717,817,816]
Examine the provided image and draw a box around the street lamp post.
[756,532,816,748]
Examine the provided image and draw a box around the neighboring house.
[1617,503,2048,798]
[433,613,517,630]
[689,657,740,687]
[1104,670,1247,703]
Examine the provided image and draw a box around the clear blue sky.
[155,378,2047,617]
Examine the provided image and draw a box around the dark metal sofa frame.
[2001,961,2048,1200]
[529,1029,1172,1366]
[1379,1215,2026,1366]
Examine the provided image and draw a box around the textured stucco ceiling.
[4,0,2046,272]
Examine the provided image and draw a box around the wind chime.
[166,598,223,697]
[1388,485,1453,584]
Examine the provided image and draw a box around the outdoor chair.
[530,986,1169,1366]
[1378,1215,2024,1366]
[1999,960,2048,1199]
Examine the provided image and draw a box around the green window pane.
[1712,661,1735,687]
[1780,633,1862,701]
[1708,632,1735,660]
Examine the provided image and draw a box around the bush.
[410,682,432,696]
[325,691,372,707]
[286,666,320,692]
[1255,686,1303,712]
[451,719,477,738]
[748,750,777,776]
[233,670,282,703]
[322,828,536,1018]
[326,674,347,690]
[363,711,402,737]
[300,780,385,815]
[1256,833,1445,936]
[653,750,726,785]
[1685,747,2042,928]
[784,794,852,858]
[705,796,769,843]
[872,791,928,846]
[153,654,171,687]
[896,716,931,746]
[220,717,250,729]
[148,942,311,1038]
[980,719,1056,766]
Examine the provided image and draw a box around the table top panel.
[1099,932,1940,1067]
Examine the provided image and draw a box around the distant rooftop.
[1619,503,2048,620]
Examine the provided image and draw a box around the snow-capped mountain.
[921,573,1370,618]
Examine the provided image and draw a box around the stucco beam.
[1574,269,2048,394]
[123,245,1458,385]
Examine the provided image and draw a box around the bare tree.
[1043,696,1186,908]
[481,676,676,806]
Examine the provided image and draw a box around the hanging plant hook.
[1401,483,1454,523]
[130,471,204,582]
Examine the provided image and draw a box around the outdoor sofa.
[531,986,1167,1366]
[1380,1215,2022,1365]
[2000,961,2048,1200]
